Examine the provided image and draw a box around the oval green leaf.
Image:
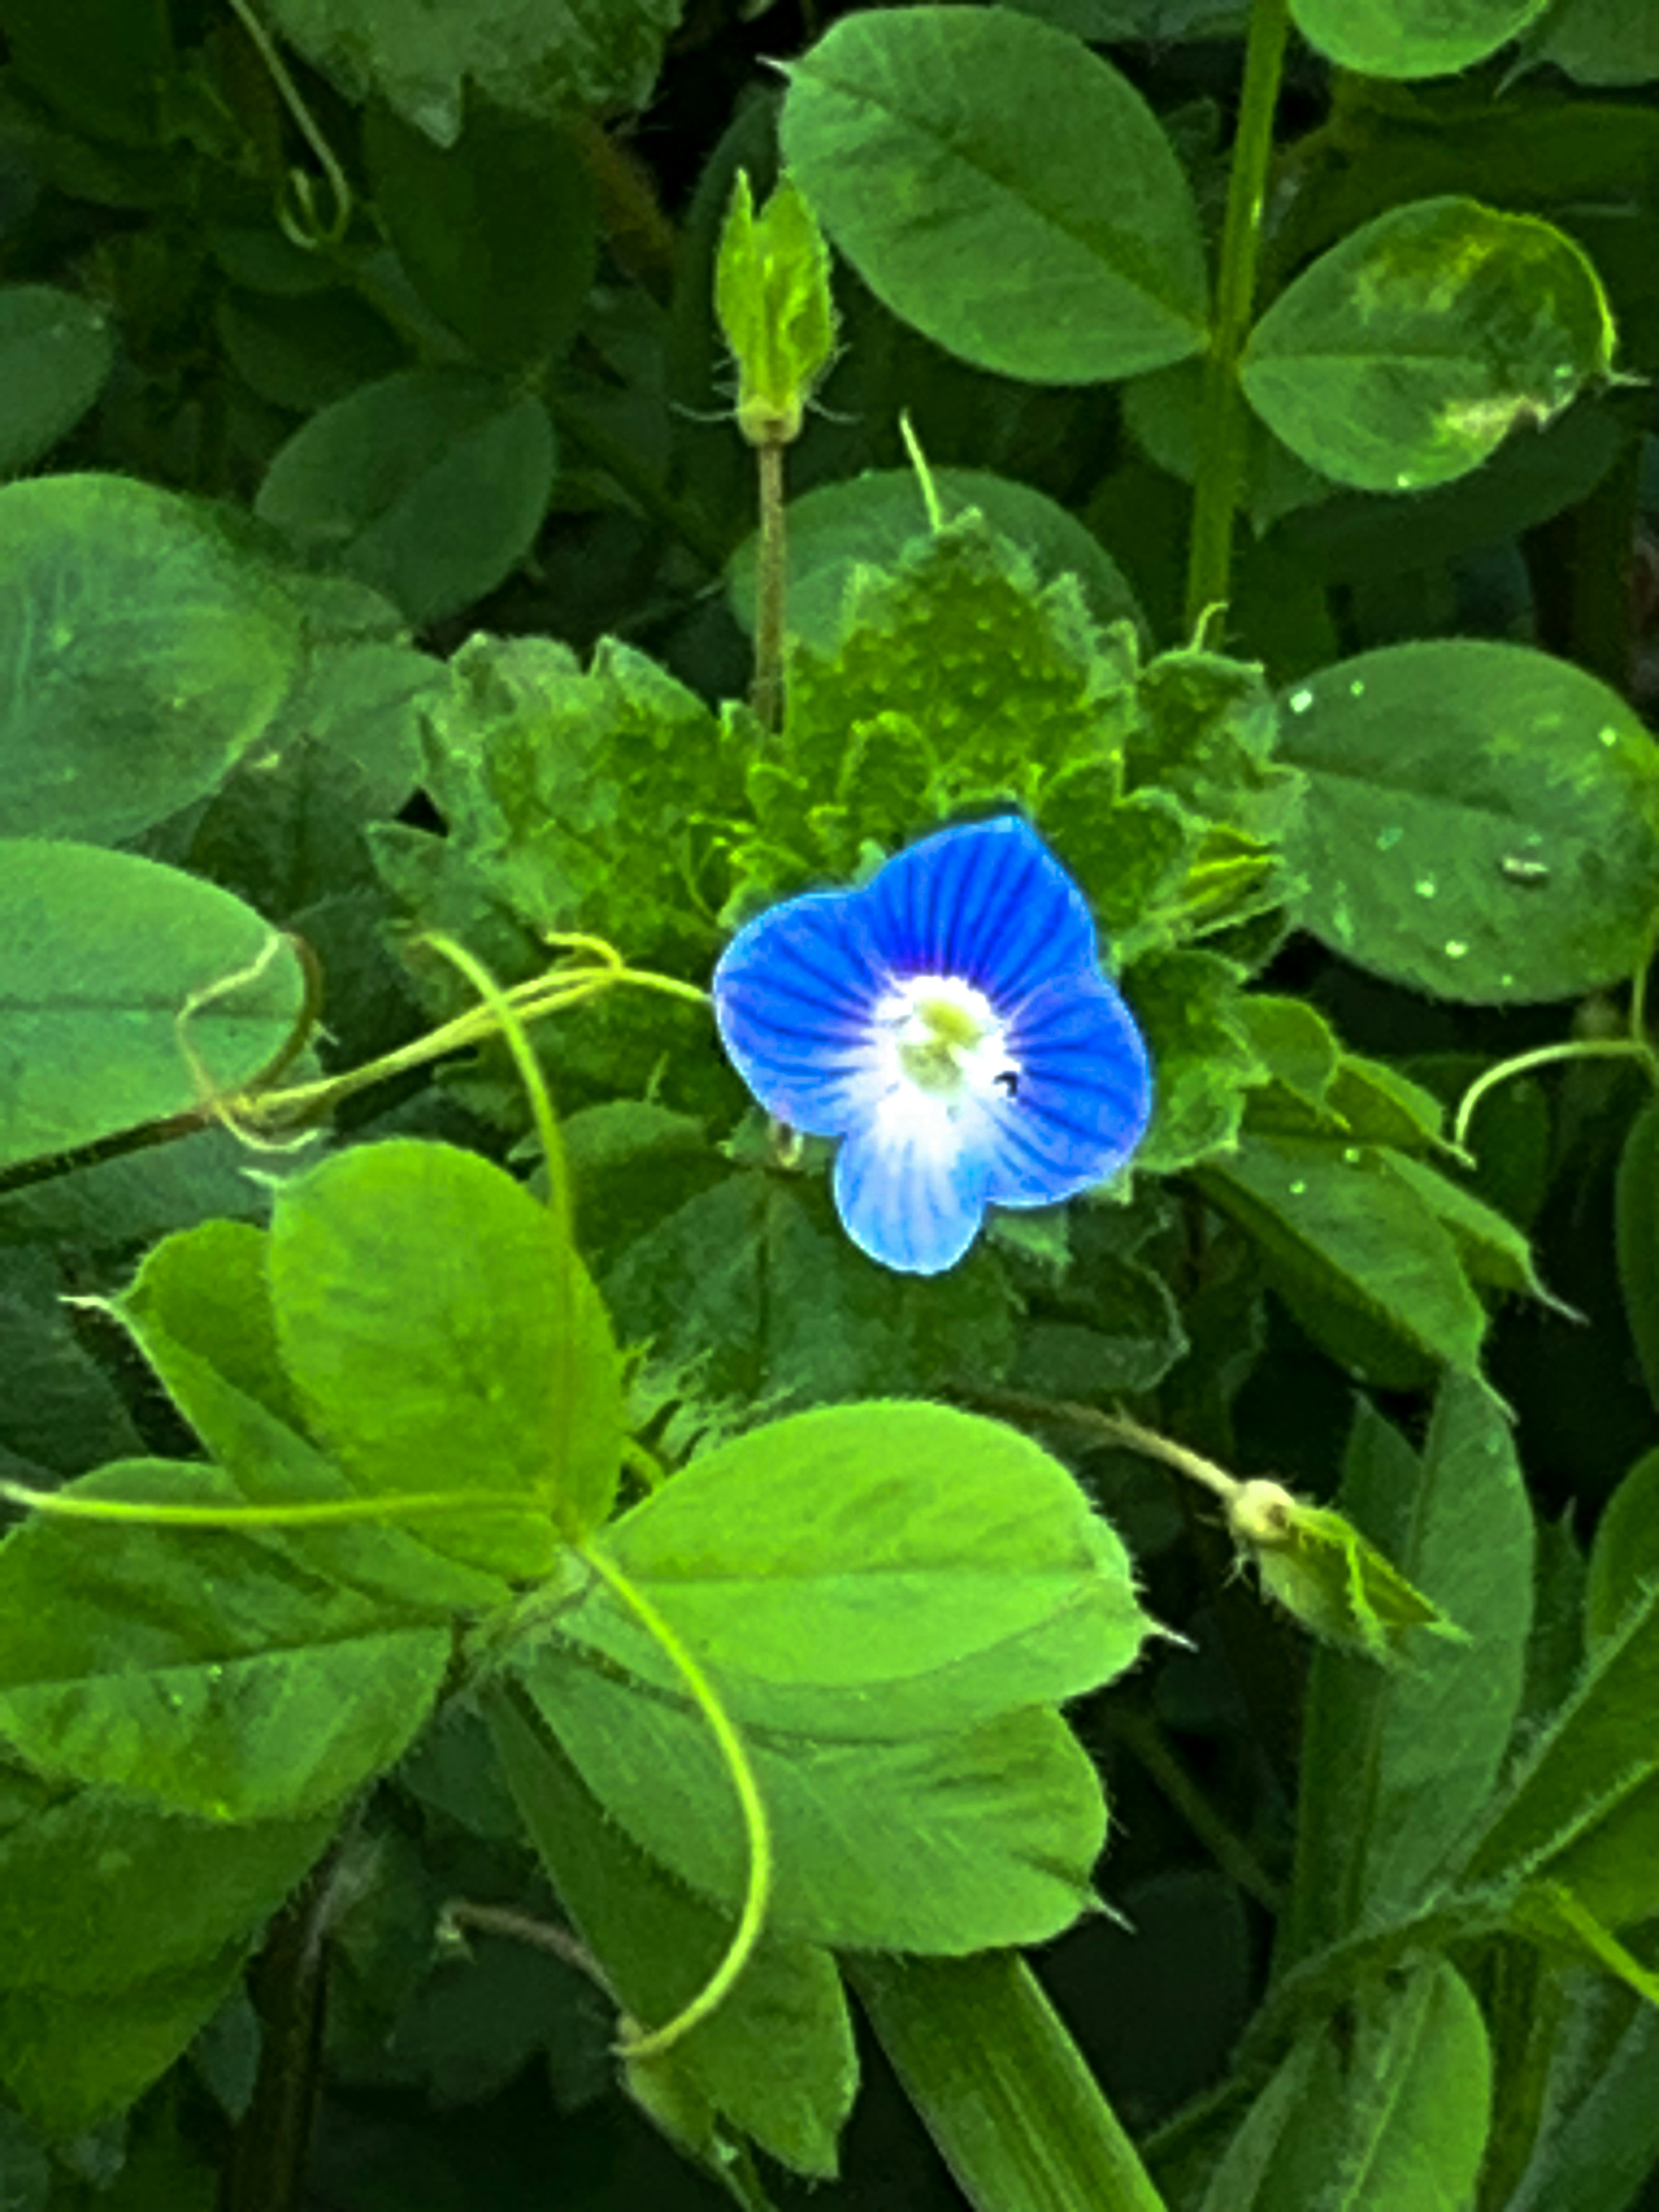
[0,841,305,1175]
[0,287,114,477]
[1291,0,1551,77]
[1242,199,1616,493]
[779,7,1208,384]
[255,368,556,624]
[269,1138,622,1572]
[1530,0,1659,86]
[0,476,305,843]
[1277,640,1659,1002]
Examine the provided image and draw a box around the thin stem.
[751,439,788,734]
[576,1540,772,2058]
[1183,0,1293,634]
[0,1478,544,1531]
[1103,1707,1284,1914]
[442,1901,612,1994]
[1453,1037,1659,1151]
[961,1388,1245,1508]
[224,0,352,245]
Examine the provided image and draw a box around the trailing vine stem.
[1182,0,1294,634]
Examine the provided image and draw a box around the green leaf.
[1386,1149,1559,1306]
[518,1640,1104,1952]
[117,1218,513,1616]
[779,7,1208,383]
[269,1140,622,1569]
[0,1248,143,1479]
[0,1459,451,1821]
[1529,0,1659,85]
[0,285,114,476]
[1242,199,1616,492]
[726,468,1143,654]
[255,368,556,625]
[1122,951,1267,1174]
[264,0,685,143]
[1290,0,1551,76]
[1586,1446,1659,1648]
[365,98,597,370]
[214,283,408,414]
[0,476,305,842]
[0,1765,333,2128]
[0,0,175,147]
[557,1402,1153,1737]
[852,1953,1169,2212]
[1460,1563,1659,1926]
[1277,640,1659,1003]
[490,1691,858,2177]
[398,629,736,958]
[1284,1379,1534,1964]
[0,842,306,1176]
[1198,1133,1488,1378]
[1615,1093,1659,1412]
[600,1171,1019,1426]
[1200,1962,1491,2211]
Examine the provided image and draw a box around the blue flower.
[712,817,1153,1274]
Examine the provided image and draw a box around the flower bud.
[715,169,837,446]
[1225,1483,1460,1663]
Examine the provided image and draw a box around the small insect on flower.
[712,817,1154,1274]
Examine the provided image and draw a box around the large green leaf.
[0,842,305,1176]
[491,1692,857,2177]
[1200,1961,1491,2210]
[0,476,305,842]
[255,369,556,624]
[519,1641,1104,1952]
[1276,641,1659,1003]
[269,1140,622,1569]
[1460,1565,1659,1926]
[779,7,1208,383]
[365,99,597,369]
[116,1218,514,1616]
[264,0,685,143]
[1586,1447,1659,1648]
[1199,1133,1488,1379]
[0,286,114,477]
[558,1402,1153,1737]
[1529,0,1659,85]
[0,1758,333,2129]
[0,1461,450,1821]
[600,1171,1019,1430]
[1284,1379,1533,1964]
[1291,0,1551,76]
[1242,200,1615,493]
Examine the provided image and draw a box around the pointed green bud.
[1227,1479,1462,1664]
[715,169,837,446]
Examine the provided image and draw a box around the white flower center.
[874,976,1020,1116]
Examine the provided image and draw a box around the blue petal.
[712,888,887,1135]
[860,817,1098,1003]
[833,1115,991,1275]
[979,974,1153,1206]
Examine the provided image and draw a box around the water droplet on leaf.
[1445,939,1469,960]
[1288,688,1314,715]
[1375,826,1403,852]
[1414,874,1438,899]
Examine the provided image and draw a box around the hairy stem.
[751,438,789,734]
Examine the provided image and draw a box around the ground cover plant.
[3,1,1659,2208]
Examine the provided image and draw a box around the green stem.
[577,1540,773,2058]
[1183,0,1293,634]
[1104,1707,1284,1914]
[0,1478,544,1531]
[1453,1037,1659,1151]
[751,438,788,734]
[850,1953,1169,2212]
